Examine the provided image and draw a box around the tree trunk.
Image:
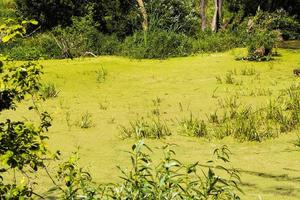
[211,0,223,32]
[200,0,207,31]
[211,0,219,32]
[136,0,148,31]
[218,0,223,20]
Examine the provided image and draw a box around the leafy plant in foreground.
[0,60,54,199]
[53,152,99,199]
[108,141,242,199]
[0,20,57,199]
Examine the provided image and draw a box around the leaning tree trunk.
[136,0,148,31]
[200,0,207,31]
[211,0,223,32]
[211,0,219,32]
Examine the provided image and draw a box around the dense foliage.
[0,0,298,59]
[15,0,87,29]
[0,19,55,197]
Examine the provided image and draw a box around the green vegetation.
[40,82,59,99]
[1,1,300,199]
[179,113,208,137]
[0,49,299,199]
[1,0,300,60]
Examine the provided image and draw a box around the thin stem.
[44,166,64,193]
[32,191,45,199]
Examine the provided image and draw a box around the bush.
[52,15,121,58]
[240,9,300,61]
[266,9,300,40]
[246,29,278,61]
[121,30,193,59]
[8,44,42,60]
[15,0,86,29]
[36,33,62,58]
[192,31,245,53]
[3,33,61,60]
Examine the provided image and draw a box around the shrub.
[241,9,284,61]
[15,0,86,29]
[3,33,61,60]
[41,141,242,199]
[0,40,54,198]
[0,8,15,20]
[245,29,278,61]
[121,30,193,59]
[192,31,245,53]
[52,15,121,58]
[8,44,43,60]
[52,15,99,58]
[266,9,300,40]
[93,33,121,55]
[35,33,61,58]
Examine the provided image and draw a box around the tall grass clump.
[212,104,278,141]
[240,67,257,76]
[225,72,235,84]
[76,111,94,129]
[40,82,59,99]
[179,113,207,137]
[210,84,300,141]
[216,71,242,85]
[120,116,171,139]
[96,67,107,83]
